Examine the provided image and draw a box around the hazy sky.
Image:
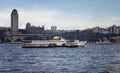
[0,0,120,30]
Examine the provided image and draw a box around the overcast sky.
[0,0,120,30]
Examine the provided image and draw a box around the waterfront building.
[92,26,100,33]
[109,25,120,34]
[92,26,109,34]
[26,23,44,33]
[11,9,18,34]
[92,25,120,34]
[0,27,11,36]
[0,27,11,42]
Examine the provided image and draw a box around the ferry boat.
[22,36,87,48]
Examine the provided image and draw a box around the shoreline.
[0,42,120,44]
[0,42,21,44]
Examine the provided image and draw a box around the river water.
[0,44,120,73]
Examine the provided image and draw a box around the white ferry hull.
[22,40,87,48]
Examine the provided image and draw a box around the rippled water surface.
[0,44,120,73]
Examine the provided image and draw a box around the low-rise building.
[92,24,120,34]
[108,25,120,34]
[26,23,45,34]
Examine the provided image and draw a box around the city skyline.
[0,0,120,30]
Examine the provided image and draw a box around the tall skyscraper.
[11,9,18,34]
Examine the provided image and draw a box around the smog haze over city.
[0,0,120,30]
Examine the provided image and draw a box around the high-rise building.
[11,9,18,34]
[51,26,57,31]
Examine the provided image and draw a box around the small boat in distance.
[22,36,87,48]
[96,38,113,45]
[96,41,113,45]
[65,40,87,47]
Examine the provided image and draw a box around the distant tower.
[51,26,57,31]
[26,22,31,30]
[11,9,18,34]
